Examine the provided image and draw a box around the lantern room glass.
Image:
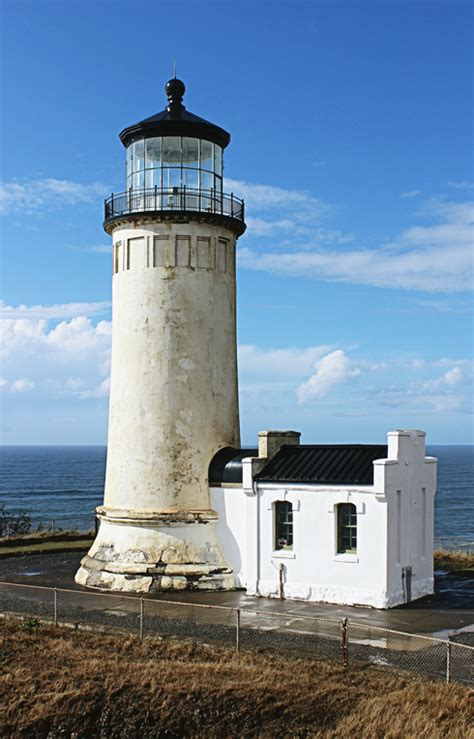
[126,136,223,195]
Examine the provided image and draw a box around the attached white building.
[210,429,437,609]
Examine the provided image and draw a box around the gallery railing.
[104,187,245,224]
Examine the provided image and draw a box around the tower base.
[75,508,236,593]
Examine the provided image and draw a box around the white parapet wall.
[211,429,437,609]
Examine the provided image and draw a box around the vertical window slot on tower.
[217,238,228,272]
[114,242,122,274]
[176,236,191,267]
[153,236,168,267]
[197,237,210,269]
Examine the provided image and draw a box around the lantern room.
[104,78,245,234]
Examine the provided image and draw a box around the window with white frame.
[274,501,293,550]
[337,503,357,553]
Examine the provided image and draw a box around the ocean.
[0,445,472,539]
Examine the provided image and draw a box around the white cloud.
[0,178,109,215]
[297,350,361,405]
[0,378,8,388]
[442,367,462,387]
[448,181,474,191]
[11,379,35,393]
[239,344,334,378]
[1,310,112,400]
[89,245,111,254]
[238,197,473,293]
[0,300,110,320]
[226,178,324,212]
[400,190,421,199]
[80,377,110,399]
[225,177,355,248]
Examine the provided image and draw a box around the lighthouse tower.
[76,78,246,592]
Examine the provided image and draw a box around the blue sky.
[1,0,472,445]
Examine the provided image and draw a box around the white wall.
[211,430,436,609]
[376,431,437,607]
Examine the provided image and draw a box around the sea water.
[0,445,472,538]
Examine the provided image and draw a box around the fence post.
[139,598,144,639]
[236,608,240,652]
[340,618,348,668]
[52,519,55,534]
[53,588,58,626]
[446,638,452,684]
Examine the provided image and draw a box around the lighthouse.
[76,78,246,592]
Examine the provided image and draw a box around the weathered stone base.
[75,507,236,593]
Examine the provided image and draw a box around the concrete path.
[0,550,473,643]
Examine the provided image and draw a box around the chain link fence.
[0,581,472,686]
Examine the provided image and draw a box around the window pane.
[162,136,182,166]
[132,170,144,190]
[133,140,144,172]
[145,137,161,169]
[145,169,156,189]
[201,171,213,191]
[182,137,199,166]
[184,168,199,189]
[200,140,213,172]
[215,145,222,178]
[126,145,133,179]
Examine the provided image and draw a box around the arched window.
[337,503,357,553]
[275,501,293,550]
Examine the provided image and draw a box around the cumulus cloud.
[0,178,109,215]
[297,350,361,405]
[1,309,112,399]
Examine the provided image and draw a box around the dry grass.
[0,531,94,557]
[0,530,94,547]
[434,549,474,572]
[0,619,472,738]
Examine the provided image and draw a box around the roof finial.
[165,77,186,112]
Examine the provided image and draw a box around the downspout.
[278,562,285,600]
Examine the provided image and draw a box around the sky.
[0,0,472,445]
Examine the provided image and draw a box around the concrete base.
[75,508,236,593]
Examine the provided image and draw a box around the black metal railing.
[104,187,245,224]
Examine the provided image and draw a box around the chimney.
[258,430,301,460]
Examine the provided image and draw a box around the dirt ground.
[0,618,472,738]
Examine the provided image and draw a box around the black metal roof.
[254,445,388,485]
[209,447,258,485]
[119,78,231,149]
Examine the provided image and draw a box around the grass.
[0,530,94,557]
[0,619,472,738]
[0,539,94,557]
[434,549,474,572]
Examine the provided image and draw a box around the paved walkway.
[0,550,473,643]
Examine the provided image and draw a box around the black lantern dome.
[119,78,230,149]
[103,78,245,235]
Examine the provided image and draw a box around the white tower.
[76,78,246,592]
